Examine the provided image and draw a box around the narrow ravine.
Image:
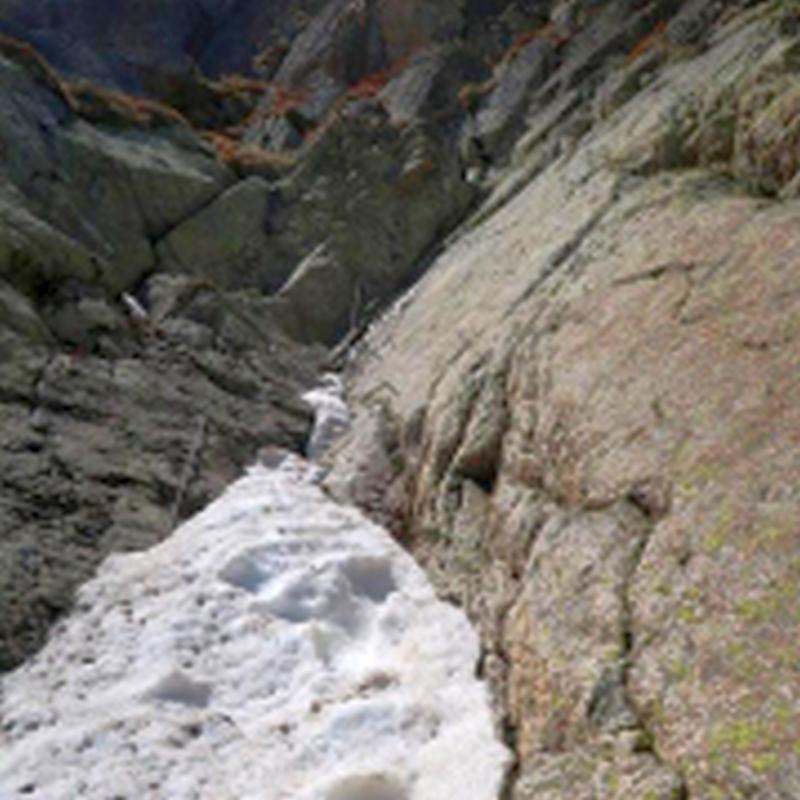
[0,383,510,800]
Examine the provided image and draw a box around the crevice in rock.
[498,715,521,800]
[510,186,621,315]
[144,167,239,251]
[610,259,697,287]
[169,414,208,529]
[617,491,691,798]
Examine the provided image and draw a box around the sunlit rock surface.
[0,457,508,799]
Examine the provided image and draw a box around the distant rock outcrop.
[0,0,329,90]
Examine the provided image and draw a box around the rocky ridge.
[0,1,799,798]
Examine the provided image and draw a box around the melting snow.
[0,457,509,799]
[301,373,350,461]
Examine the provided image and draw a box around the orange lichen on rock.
[272,84,311,116]
[212,73,270,97]
[202,131,296,175]
[502,23,569,66]
[345,57,409,100]
[625,20,667,65]
[0,33,76,110]
[68,80,191,129]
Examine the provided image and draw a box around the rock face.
[0,268,321,672]
[0,0,330,90]
[1,1,800,798]
[326,4,800,798]
[271,111,473,343]
[0,43,322,671]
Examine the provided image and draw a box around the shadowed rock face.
[0,0,329,89]
[0,45,323,671]
[0,0,543,94]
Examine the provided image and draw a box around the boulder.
[379,44,490,132]
[156,176,295,292]
[273,112,475,343]
[51,121,231,291]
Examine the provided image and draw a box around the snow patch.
[0,456,509,799]
[302,373,350,461]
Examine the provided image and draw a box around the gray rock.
[0,277,320,671]
[468,38,557,160]
[379,44,489,131]
[0,52,233,294]
[156,176,293,292]
[0,185,100,296]
[278,245,356,344]
[666,0,724,47]
[0,280,52,344]
[272,114,474,343]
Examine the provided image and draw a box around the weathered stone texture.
[330,7,800,797]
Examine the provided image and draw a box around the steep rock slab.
[274,114,474,344]
[0,459,509,799]
[329,7,800,798]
